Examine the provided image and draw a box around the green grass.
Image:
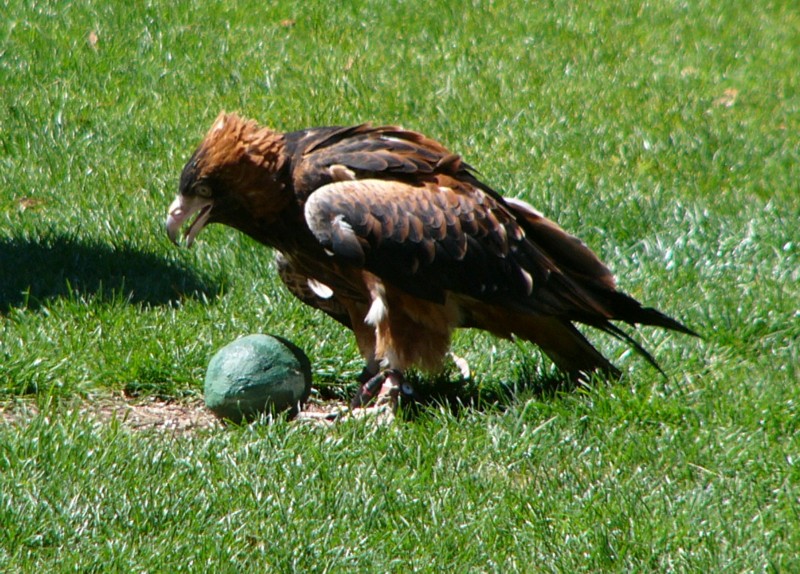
[1,0,799,570]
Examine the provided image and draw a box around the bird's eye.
[194,184,213,198]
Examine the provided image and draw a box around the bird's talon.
[350,369,414,410]
[351,371,388,408]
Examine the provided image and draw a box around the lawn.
[1,0,799,571]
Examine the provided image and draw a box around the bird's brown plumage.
[167,112,696,384]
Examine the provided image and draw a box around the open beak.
[166,195,213,247]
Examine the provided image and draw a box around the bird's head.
[166,112,286,246]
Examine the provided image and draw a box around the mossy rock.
[204,334,312,423]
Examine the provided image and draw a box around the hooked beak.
[166,195,213,247]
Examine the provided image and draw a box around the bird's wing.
[286,124,475,199]
[303,176,605,317]
[293,126,696,357]
[503,197,616,291]
[289,125,559,302]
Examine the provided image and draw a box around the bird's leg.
[356,358,381,384]
[350,368,416,409]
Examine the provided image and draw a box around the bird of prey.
[166,112,695,406]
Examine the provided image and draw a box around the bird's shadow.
[397,368,580,419]
[315,364,581,420]
[0,234,221,312]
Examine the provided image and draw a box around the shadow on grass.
[0,234,222,312]
[314,362,584,419]
[397,368,581,419]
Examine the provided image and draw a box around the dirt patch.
[95,395,222,432]
[0,393,378,433]
[0,394,220,433]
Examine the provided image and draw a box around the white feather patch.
[307,278,334,299]
[364,295,388,326]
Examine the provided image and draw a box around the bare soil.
[0,393,387,433]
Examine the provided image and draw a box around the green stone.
[204,334,312,423]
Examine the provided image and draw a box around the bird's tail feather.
[569,288,699,377]
[593,289,699,337]
[516,316,621,380]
